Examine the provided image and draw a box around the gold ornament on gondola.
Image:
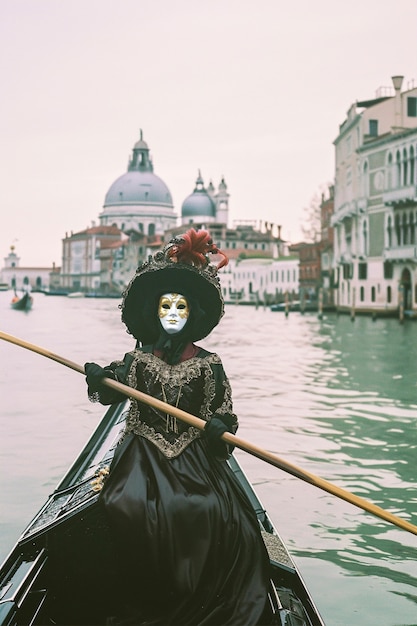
[91,466,110,492]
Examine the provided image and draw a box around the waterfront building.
[0,246,58,291]
[226,256,299,305]
[332,75,417,315]
[165,218,292,304]
[320,186,335,307]
[60,225,127,294]
[292,185,335,309]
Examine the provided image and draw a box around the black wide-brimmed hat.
[120,229,228,344]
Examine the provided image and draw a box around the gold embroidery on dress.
[121,351,224,458]
[126,420,201,459]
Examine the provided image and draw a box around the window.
[371,286,376,302]
[403,213,409,244]
[388,286,392,303]
[343,264,353,279]
[358,263,367,279]
[403,149,408,185]
[387,216,392,247]
[360,286,365,302]
[369,119,378,136]
[407,97,417,117]
[384,261,394,279]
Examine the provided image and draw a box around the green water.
[1,293,417,625]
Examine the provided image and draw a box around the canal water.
[1,290,417,626]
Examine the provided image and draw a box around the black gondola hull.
[0,402,325,626]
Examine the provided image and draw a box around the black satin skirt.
[100,433,271,625]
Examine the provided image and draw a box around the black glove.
[204,417,230,442]
[204,414,235,458]
[85,362,115,393]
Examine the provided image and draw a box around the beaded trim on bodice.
[122,351,226,458]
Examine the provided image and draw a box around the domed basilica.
[99,131,177,236]
[99,131,230,235]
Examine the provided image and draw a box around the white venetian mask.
[158,293,190,334]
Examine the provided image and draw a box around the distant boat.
[84,292,121,299]
[270,300,317,313]
[10,292,33,311]
[67,292,85,298]
[39,289,69,296]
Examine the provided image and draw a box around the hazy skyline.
[1,0,416,266]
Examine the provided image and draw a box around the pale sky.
[1,0,416,267]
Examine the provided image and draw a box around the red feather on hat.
[166,229,228,270]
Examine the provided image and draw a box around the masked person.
[84,229,271,625]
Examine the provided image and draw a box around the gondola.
[10,292,33,311]
[0,400,325,626]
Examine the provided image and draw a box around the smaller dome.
[182,194,216,217]
[182,171,216,218]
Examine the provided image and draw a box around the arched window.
[371,286,376,302]
[363,161,369,196]
[410,212,415,245]
[387,152,393,189]
[148,223,155,236]
[403,213,409,245]
[403,148,408,185]
[387,215,392,247]
[387,286,392,303]
[360,286,365,302]
[395,214,401,245]
[396,151,401,187]
[410,146,415,184]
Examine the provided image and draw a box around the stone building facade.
[332,75,417,315]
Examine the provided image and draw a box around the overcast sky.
[1,0,416,267]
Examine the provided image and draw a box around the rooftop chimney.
[392,75,404,91]
[392,76,404,130]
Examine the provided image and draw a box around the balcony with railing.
[384,245,417,261]
[383,185,417,206]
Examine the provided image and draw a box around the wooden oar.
[2,329,417,537]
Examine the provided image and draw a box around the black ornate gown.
[89,344,271,625]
